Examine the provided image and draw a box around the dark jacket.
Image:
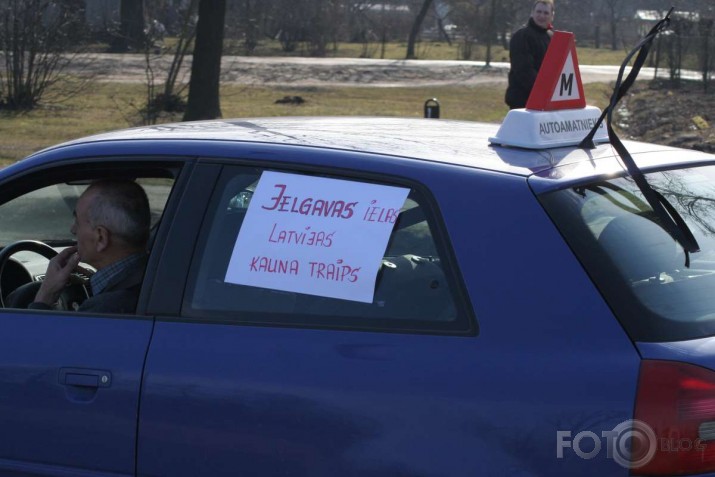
[28,256,147,314]
[505,18,552,109]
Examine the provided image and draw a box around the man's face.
[531,2,554,29]
[70,187,99,266]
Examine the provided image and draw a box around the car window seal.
[575,182,648,215]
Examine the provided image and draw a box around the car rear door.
[138,155,639,476]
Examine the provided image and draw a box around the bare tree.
[406,0,433,59]
[183,0,226,121]
[449,0,479,60]
[449,0,507,62]
[241,0,259,54]
[664,15,695,86]
[603,0,625,51]
[698,17,713,92]
[269,0,306,53]
[352,1,408,59]
[0,0,89,110]
[140,0,198,125]
[347,2,377,58]
[306,0,330,56]
[111,0,146,52]
[484,0,498,66]
[498,0,522,49]
[163,0,198,102]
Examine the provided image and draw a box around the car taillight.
[632,360,715,475]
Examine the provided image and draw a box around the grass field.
[0,39,626,165]
[0,81,616,165]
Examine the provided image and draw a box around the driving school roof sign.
[527,31,586,111]
[490,31,608,149]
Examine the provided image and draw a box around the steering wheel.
[0,240,89,310]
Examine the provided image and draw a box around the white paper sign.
[225,171,409,303]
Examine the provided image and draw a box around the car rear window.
[539,165,715,342]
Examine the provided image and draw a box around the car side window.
[184,166,473,334]
[0,178,172,247]
[0,169,178,313]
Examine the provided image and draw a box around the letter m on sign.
[560,73,573,96]
[526,31,586,111]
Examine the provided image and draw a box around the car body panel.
[0,312,152,476]
[638,338,715,366]
[137,155,640,476]
[0,117,714,475]
[23,117,693,178]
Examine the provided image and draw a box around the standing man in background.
[505,0,555,109]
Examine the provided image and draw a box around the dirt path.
[78,53,656,87]
[72,53,711,152]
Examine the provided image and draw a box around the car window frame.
[178,162,477,336]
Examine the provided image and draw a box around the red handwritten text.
[362,199,400,223]
[261,184,357,219]
[268,224,334,247]
[249,256,299,275]
[309,259,360,282]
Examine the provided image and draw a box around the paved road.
[76,53,702,87]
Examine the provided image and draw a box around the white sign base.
[489,106,608,149]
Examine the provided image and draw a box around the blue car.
[0,114,715,476]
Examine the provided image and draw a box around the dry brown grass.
[0,40,629,164]
[0,80,614,164]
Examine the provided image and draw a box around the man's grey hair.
[86,179,151,248]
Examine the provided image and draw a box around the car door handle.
[59,367,112,388]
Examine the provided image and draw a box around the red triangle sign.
[525,31,586,111]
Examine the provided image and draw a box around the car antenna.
[580,7,700,266]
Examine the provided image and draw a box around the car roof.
[27,116,715,180]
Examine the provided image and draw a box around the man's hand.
[34,246,81,306]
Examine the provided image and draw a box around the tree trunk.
[607,2,618,51]
[164,0,199,98]
[112,0,145,52]
[436,18,452,46]
[610,18,618,50]
[699,18,713,92]
[243,0,258,54]
[485,0,498,66]
[406,0,433,59]
[183,0,227,121]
